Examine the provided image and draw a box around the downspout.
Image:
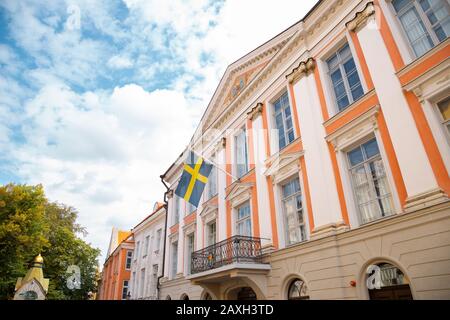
[157,174,170,300]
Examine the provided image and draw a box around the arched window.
[287,279,309,300]
[367,262,413,300]
[181,294,189,300]
[203,293,212,300]
[165,295,171,300]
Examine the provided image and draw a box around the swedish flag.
[175,151,213,208]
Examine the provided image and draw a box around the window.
[173,196,181,225]
[235,127,249,178]
[155,229,162,252]
[392,0,449,57]
[125,250,133,269]
[135,241,140,261]
[186,233,195,274]
[347,138,394,224]
[236,202,251,236]
[139,268,145,297]
[122,280,129,300]
[206,221,216,246]
[281,178,307,245]
[171,241,178,278]
[208,153,218,198]
[326,43,364,111]
[152,264,158,296]
[143,235,149,258]
[437,97,450,135]
[274,91,295,150]
[287,279,309,300]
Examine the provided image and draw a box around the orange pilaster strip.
[376,109,408,207]
[288,83,302,138]
[314,66,330,121]
[349,31,374,91]
[374,0,405,71]
[326,142,350,226]
[404,91,450,195]
[299,157,315,232]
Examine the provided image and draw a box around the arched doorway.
[366,262,413,300]
[181,293,190,300]
[287,279,309,300]
[236,287,257,300]
[165,295,171,300]
[203,293,212,300]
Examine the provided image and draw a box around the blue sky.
[0,0,318,263]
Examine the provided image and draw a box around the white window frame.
[155,229,162,253]
[272,90,296,150]
[185,232,195,275]
[122,280,129,300]
[208,153,218,198]
[325,41,365,112]
[170,241,178,279]
[389,0,450,58]
[173,195,181,225]
[235,201,252,237]
[344,136,395,225]
[234,126,249,179]
[280,177,307,245]
[125,250,133,270]
[143,235,149,258]
[134,241,140,261]
[206,220,217,246]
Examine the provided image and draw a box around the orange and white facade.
[159,0,450,300]
[98,228,134,300]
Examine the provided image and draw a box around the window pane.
[348,147,364,166]
[398,6,434,56]
[363,138,380,158]
[393,0,412,12]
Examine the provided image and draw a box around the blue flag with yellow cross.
[175,151,213,208]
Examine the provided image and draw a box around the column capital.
[346,2,376,32]
[286,57,316,84]
[247,102,264,121]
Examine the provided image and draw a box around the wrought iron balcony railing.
[191,235,264,274]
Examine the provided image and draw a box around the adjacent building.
[128,203,166,300]
[158,0,450,300]
[98,228,134,300]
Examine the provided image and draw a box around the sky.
[0,0,318,264]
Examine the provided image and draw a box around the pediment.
[265,151,304,178]
[202,26,298,132]
[225,182,254,207]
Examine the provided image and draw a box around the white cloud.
[0,0,319,262]
[107,55,134,69]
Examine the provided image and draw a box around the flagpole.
[187,147,240,181]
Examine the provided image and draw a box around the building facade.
[98,229,134,300]
[128,203,166,300]
[159,0,450,300]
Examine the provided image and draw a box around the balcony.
[191,235,266,274]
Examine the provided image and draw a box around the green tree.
[0,184,50,299]
[0,183,100,300]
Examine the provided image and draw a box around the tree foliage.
[0,183,100,300]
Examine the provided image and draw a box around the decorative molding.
[346,2,375,32]
[286,57,316,84]
[247,102,264,120]
[225,182,254,208]
[326,104,380,151]
[404,188,449,213]
[264,151,304,184]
